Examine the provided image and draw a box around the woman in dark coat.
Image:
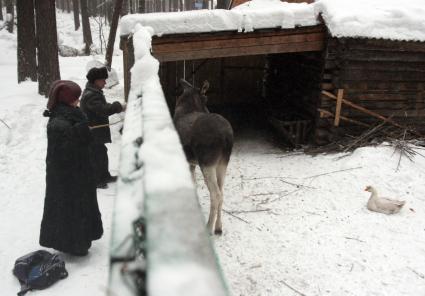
[39,80,103,256]
[80,66,123,189]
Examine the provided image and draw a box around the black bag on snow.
[12,250,68,296]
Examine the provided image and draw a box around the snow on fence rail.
[108,24,228,296]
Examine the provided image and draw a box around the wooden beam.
[154,41,324,62]
[322,90,423,137]
[151,25,325,62]
[318,108,371,127]
[334,89,344,126]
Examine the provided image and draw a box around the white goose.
[365,185,406,215]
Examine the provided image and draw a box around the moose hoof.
[214,229,223,235]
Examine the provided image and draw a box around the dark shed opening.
[145,25,327,148]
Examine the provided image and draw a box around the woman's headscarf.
[46,80,82,110]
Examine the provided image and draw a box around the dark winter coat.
[80,82,122,143]
[39,103,103,255]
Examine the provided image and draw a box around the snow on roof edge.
[120,0,425,43]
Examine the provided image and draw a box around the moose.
[174,79,234,235]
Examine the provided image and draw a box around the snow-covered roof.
[316,0,425,42]
[120,2,318,36]
[120,0,425,42]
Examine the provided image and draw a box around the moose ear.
[201,80,209,95]
[179,79,193,90]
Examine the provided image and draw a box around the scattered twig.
[0,118,11,129]
[249,263,262,269]
[408,267,425,279]
[394,130,408,171]
[343,120,388,153]
[389,130,425,171]
[227,209,271,214]
[349,263,354,272]
[223,209,250,224]
[277,151,305,158]
[245,190,289,197]
[304,166,362,179]
[280,179,315,189]
[304,211,322,216]
[344,237,365,243]
[280,280,307,296]
[242,176,314,189]
[267,188,303,204]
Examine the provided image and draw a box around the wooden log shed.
[120,12,425,146]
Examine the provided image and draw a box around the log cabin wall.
[316,37,425,144]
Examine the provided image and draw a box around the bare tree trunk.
[65,0,71,12]
[138,0,145,13]
[121,0,128,16]
[58,0,65,11]
[216,0,228,9]
[184,0,192,11]
[35,0,61,96]
[106,0,113,23]
[154,0,161,12]
[72,0,80,30]
[17,0,37,82]
[105,0,123,68]
[88,0,95,16]
[5,0,14,33]
[0,0,3,21]
[129,0,133,13]
[80,0,93,54]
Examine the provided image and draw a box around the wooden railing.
[109,26,229,296]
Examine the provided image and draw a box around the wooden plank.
[342,60,425,72]
[321,83,334,90]
[343,92,422,101]
[340,81,425,92]
[334,89,344,126]
[322,90,423,136]
[153,31,324,54]
[337,38,425,53]
[150,26,325,61]
[344,109,425,118]
[340,69,425,82]
[336,50,425,62]
[318,108,371,127]
[154,41,324,62]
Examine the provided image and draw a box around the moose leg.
[214,162,228,235]
[189,163,197,185]
[200,165,221,235]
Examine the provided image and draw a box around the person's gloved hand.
[112,101,123,113]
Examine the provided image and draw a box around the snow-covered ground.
[197,128,425,295]
[0,11,124,296]
[1,5,425,296]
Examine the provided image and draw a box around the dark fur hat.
[86,66,108,83]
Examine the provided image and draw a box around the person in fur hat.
[40,80,103,256]
[80,66,124,189]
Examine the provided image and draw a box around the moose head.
[175,79,210,116]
